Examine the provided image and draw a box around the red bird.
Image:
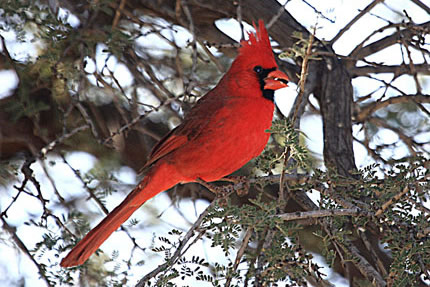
[60,20,289,267]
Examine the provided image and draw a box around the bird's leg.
[196,178,226,196]
[218,176,250,197]
[196,178,231,206]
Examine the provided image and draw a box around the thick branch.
[350,63,430,77]
[350,21,430,60]
[354,94,430,122]
[411,0,430,14]
[315,58,357,176]
[341,241,387,287]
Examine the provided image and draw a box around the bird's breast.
[170,97,275,182]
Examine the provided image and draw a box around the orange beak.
[264,70,289,90]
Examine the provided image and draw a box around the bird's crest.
[238,20,273,59]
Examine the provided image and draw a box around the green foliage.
[308,156,430,286]
[4,88,51,121]
[0,1,74,121]
[0,161,20,185]
[6,121,425,283]
[28,143,426,287]
[256,118,311,174]
[0,1,72,48]
[144,193,323,286]
[278,31,321,62]
[0,0,134,123]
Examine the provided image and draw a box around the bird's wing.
[144,129,187,168]
[143,91,226,168]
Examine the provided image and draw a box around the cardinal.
[60,20,289,267]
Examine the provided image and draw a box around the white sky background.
[0,0,429,286]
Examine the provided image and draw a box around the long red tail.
[60,164,177,267]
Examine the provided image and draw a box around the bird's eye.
[253,66,263,74]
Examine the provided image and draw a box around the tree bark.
[314,58,357,176]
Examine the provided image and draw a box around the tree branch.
[341,240,387,287]
[350,63,430,77]
[354,94,430,123]
[1,217,53,287]
[410,0,430,14]
[350,21,430,60]
[136,199,216,286]
[375,186,410,217]
[276,208,363,221]
[225,227,253,287]
[330,0,384,44]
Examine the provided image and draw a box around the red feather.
[60,20,289,267]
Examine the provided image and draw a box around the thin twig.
[39,160,65,203]
[1,159,35,217]
[198,39,225,73]
[292,25,315,124]
[267,0,291,29]
[225,227,253,287]
[40,124,90,156]
[129,49,175,99]
[92,70,130,125]
[369,117,418,156]
[410,0,430,14]
[400,37,422,93]
[1,217,53,287]
[181,0,198,81]
[350,63,430,77]
[300,0,335,23]
[112,0,127,28]
[60,153,147,254]
[236,0,245,41]
[244,227,268,287]
[276,208,363,221]
[353,136,388,164]
[278,24,316,202]
[101,99,172,145]
[331,0,384,44]
[375,186,410,217]
[136,199,217,286]
[323,225,352,283]
[75,102,100,139]
[249,173,309,184]
[350,20,430,60]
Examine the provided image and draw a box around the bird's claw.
[220,176,250,197]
